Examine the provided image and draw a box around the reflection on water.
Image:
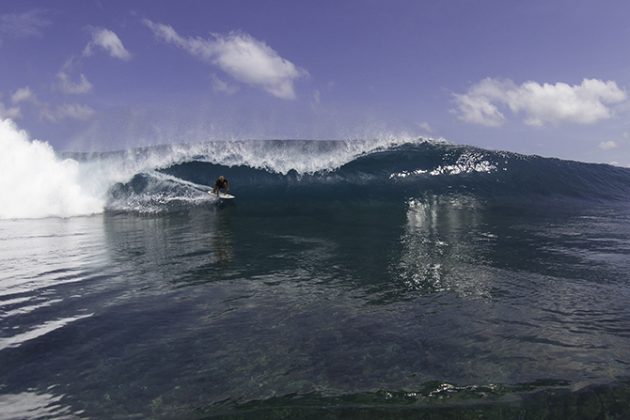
[0,216,109,296]
[102,207,235,289]
[0,216,106,357]
[0,391,81,419]
[393,194,494,298]
[0,314,93,351]
[1,199,630,418]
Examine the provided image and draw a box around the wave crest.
[3,117,630,219]
[0,119,102,219]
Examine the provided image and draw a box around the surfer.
[212,176,229,195]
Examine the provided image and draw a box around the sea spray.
[4,116,630,219]
[0,119,103,219]
[0,119,435,218]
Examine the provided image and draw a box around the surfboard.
[209,191,235,200]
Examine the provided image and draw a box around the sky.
[2,0,630,165]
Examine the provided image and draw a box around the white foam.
[389,152,497,179]
[0,118,438,219]
[0,119,103,219]
[0,119,217,219]
[106,134,434,176]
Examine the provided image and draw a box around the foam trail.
[0,119,103,219]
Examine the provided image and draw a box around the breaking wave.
[2,117,630,219]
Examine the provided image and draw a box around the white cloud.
[0,102,21,119]
[313,89,321,104]
[211,74,238,95]
[2,86,94,123]
[11,87,35,104]
[455,78,626,127]
[83,28,131,60]
[42,104,95,122]
[418,121,433,132]
[599,140,618,150]
[54,29,128,97]
[143,19,305,99]
[454,78,508,126]
[57,71,93,94]
[0,86,37,119]
[0,10,49,40]
[0,85,94,123]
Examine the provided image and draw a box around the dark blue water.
[2,142,630,418]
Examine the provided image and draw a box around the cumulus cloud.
[599,140,618,151]
[143,19,305,99]
[454,78,626,127]
[0,10,50,41]
[57,71,93,94]
[83,28,131,60]
[42,103,95,122]
[453,79,508,126]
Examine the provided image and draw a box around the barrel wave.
[110,141,630,213]
[2,117,630,219]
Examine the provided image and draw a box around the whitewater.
[0,117,481,219]
[5,116,630,220]
[0,118,428,218]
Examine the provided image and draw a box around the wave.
[138,142,630,203]
[2,117,630,219]
[0,119,103,219]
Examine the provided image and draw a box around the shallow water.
[1,194,630,418]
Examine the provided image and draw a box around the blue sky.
[2,0,630,165]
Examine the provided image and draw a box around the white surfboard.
[209,191,235,200]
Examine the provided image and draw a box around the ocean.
[2,123,630,418]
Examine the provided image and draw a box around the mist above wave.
[4,115,630,219]
[0,119,103,219]
[0,118,435,219]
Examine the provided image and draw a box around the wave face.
[3,117,630,219]
[109,141,630,212]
